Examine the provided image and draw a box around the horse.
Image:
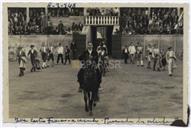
[80,61,100,116]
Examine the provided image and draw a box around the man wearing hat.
[17,46,27,76]
[166,46,176,76]
[28,45,38,72]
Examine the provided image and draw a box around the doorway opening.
[90,26,113,55]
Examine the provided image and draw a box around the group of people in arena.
[122,42,177,76]
[17,41,77,77]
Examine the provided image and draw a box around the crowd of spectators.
[8,8,47,35]
[8,8,84,35]
[86,8,119,16]
[8,7,183,35]
[120,8,183,35]
[47,20,83,35]
[8,8,27,35]
[47,8,84,17]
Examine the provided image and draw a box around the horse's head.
[83,60,98,82]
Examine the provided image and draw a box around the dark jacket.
[28,49,38,60]
[79,49,98,63]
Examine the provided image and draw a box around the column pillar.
[26,7,29,22]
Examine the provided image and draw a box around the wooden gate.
[112,34,122,59]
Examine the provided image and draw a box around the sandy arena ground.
[9,59,183,118]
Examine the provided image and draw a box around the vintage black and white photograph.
[3,2,189,126]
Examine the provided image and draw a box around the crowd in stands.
[120,8,183,35]
[86,8,119,16]
[47,20,83,35]
[8,8,84,35]
[48,8,84,17]
[8,7,183,35]
[8,8,27,35]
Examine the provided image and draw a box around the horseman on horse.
[77,42,102,115]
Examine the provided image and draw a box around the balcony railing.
[85,16,119,25]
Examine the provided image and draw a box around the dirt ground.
[9,59,183,118]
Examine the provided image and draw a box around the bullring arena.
[7,4,183,119]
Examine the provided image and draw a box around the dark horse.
[78,61,101,116]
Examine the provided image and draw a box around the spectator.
[57,20,65,34]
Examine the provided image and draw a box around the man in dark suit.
[122,45,129,64]
[64,45,71,65]
[28,45,38,72]
[70,41,77,59]
[79,42,98,64]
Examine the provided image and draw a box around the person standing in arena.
[160,49,167,71]
[146,44,153,69]
[122,45,129,64]
[56,43,64,64]
[166,47,176,76]
[136,42,144,67]
[40,43,48,69]
[128,42,136,64]
[28,45,38,72]
[70,41,77,59]
[152,44,160,71]
[64,45,71,65]
[17,46,27,77]
[47,43,55,67]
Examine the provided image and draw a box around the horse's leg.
[84,91,89,112]
[89,92,93,116]
[93,91,97,107]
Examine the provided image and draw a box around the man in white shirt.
[128,42,136,64]
[57,43,64,64]
[166,47,176,76]
[152,44,160,71]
